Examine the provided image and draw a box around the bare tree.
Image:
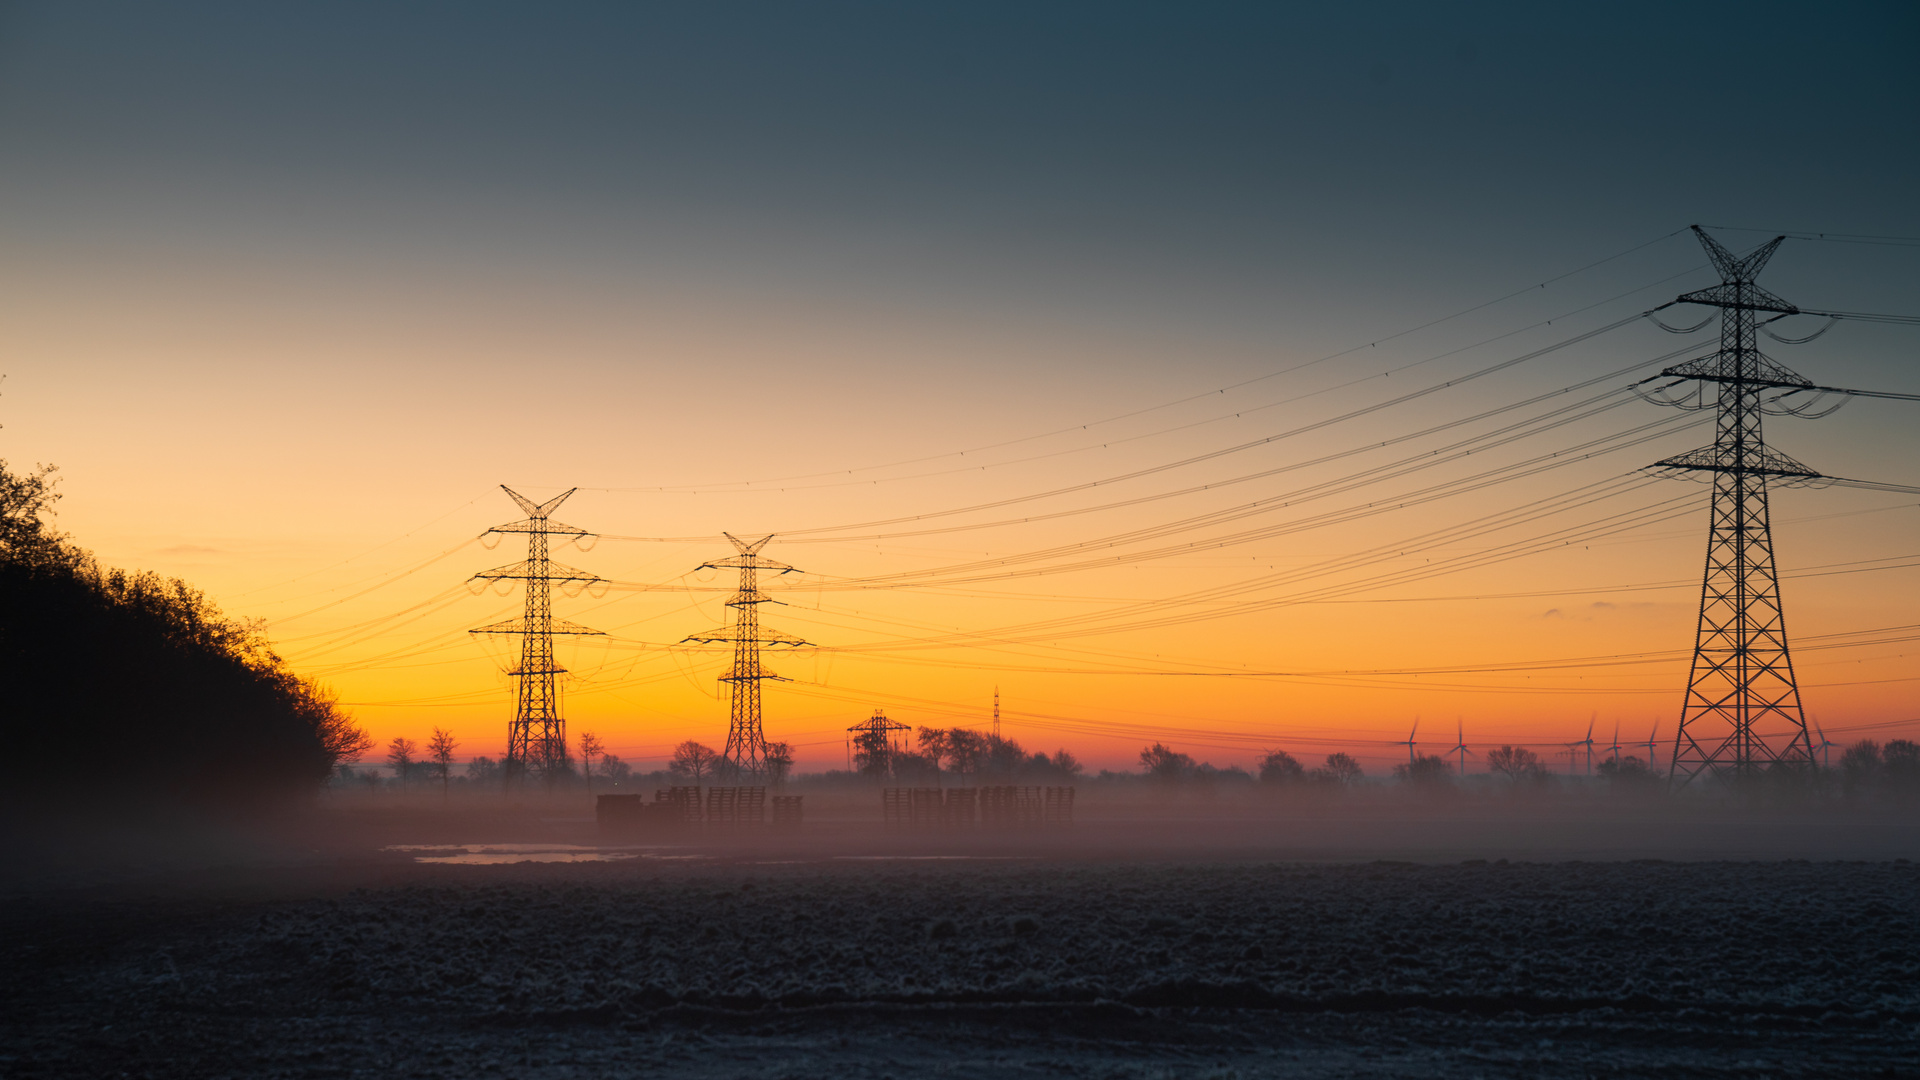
[1837,739,1880,798]
[0,460,60,553]
[915,727,951,774]
[1258,749,1305,785]
[669,740,717,784]
[1486,745,1545,783]
[1313,752,1364,787]
[427,727,458,800]
[1139,743,1195,782]
[1393,753,1453,787]
[764,741,794,786]
[578,732,604,794]
[946,729,990,776]
[386,736,417,789]
[1886,739,1920,794]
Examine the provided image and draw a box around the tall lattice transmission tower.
[470,486,603,786]
[1647,227,1822,788]
[683,533,808,779]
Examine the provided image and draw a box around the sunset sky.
[3,2,1917,772]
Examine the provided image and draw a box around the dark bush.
[1,460,369,817]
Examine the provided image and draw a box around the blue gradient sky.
[2,2,1916,768]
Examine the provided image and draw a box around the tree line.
[1,459,371,816]
[329,727,1920,801]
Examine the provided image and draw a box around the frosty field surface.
[5,859,1919,1078]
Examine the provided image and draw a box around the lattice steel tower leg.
[1648,228,1821,789]
[470,486,603,788]
[683,534,808,780]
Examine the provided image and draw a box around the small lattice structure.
[943,786,977,826]
[596,793,647,835]
[909,787,944,828]
[702,786,768,827]
[654,785,703,826]
[883,786,1065,829]
[881,787,947,828]
[771,795,803,829]
[599,793,695,836]
[705,785,737,826]
[980,786,1057,828]
[882,787,911,829]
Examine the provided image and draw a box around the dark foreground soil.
[5,858,1919,1078]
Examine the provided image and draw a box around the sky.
[2,1,1917,773]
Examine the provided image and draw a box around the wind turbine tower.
[1449,719,1473,776]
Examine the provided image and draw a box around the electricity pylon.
[683,533,807,779]
[847,708,911,776]
[1648,227,1819,788]
[470,486,603,786]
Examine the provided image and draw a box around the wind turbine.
[1813,721,1836,769]
[1606,720,1623,765]
[1564,716,1596,777]
[1450,718,1474,776]
[1643,719,1661,771]
[1398,717,1420,766]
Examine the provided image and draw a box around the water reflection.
[381,843,704,865]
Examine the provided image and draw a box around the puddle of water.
[833,855,1040,861]
[384,842,707,865]
[416,852,638,865]
[382,844,600,853]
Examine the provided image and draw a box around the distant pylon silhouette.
[469,486,603,786]
[846,708,911,775]
[683,534,807,779]
[1648,227,1820,788]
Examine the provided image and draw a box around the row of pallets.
[882,786,1074,828]
[596,787,803,835]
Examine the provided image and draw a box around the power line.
[577,228,1695,495]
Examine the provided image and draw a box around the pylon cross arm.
[1677,282,1799,315]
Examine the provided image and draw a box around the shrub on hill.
[0,460,370,817]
